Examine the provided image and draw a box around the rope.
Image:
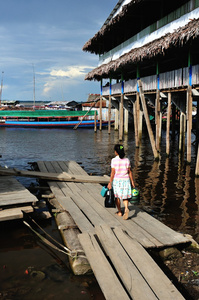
[23,220,86,260]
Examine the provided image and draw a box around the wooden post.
[119,75,124,140]
[187,85,192,163]
[119,94,124,141]
[166,92,171,156]
[195,144,199,176]
[133,101,139,148]
[115,107,119,131]
[155,90,161,151]
[156,62,161,151]
[179,111,186,154]
[187,49,192,163]
[124,100,128,134]
[171,104,176,139]
[94,111,97,132]
[196,98,199,144]
[138,110,143,146]
[99,80,103,131]
[108,78,112,134]
[138,79,159,160]
[136,66,142,146]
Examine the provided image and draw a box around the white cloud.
[50,65,94,79]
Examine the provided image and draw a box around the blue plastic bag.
[101,186,108,197]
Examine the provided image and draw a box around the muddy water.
[0,127,198,299]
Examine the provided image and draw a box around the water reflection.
[195,178,199,238]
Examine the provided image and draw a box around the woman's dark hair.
[114,144,125,159]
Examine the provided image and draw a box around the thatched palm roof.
[85,18,199,81]
[83,0,142,53]
[83,0,188,54]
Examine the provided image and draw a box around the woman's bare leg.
[123,200,129,220]
[115,198,122,216]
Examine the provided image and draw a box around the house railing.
[102,64,199,96]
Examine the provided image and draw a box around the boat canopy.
[0,110,97,117]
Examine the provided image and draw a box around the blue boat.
[0,110,112,128]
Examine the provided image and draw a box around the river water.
[0,126,198,299]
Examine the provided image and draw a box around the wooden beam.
[179,111,186,155]
[124,100,128,134]
[155,90,161,151]
[119,93,124,141]
[133,100,139,147]
[0,167,110,184]
[187,86,192,163]
[138,80,159,160]
[195,145,199,177]
[108,94,111,134]
[166,92,171,156]
[99,94,102,130]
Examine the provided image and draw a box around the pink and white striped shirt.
[111,156,130,179]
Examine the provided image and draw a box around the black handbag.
[104,189,116,208]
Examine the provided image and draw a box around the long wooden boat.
[0,110,112,128]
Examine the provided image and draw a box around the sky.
[0,0,116,102]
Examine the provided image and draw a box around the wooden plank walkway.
[36,161,190,300]
[37,160,189,248]
[0,176,37,221]
[79,225,185,300]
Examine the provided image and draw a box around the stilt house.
[83,0,199,173]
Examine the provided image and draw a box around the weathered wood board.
[36,161,188,298]
[0,206,33,221]
[0,167,110,184]
[79,225,185,300]
[0,176,37,207]
[36,161,190,248]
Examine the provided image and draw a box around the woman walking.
[108,144,135,220]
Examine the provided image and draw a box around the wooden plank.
[54,195,94,233]
[0,206,33,221]
[40,161,161,248]
[37,161,191,248]
[0,193,37,206]
[0,166,110,184]
[95,225,157,300]
[78,232,130,300]
[0,177,28,193]
[0,176,37,207]
[132,208,190,245]
[113,227,185,300]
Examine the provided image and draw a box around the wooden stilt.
[138,79,159,160]
[187,86,192,163]
[138,110,143,146]
[94,111,97,132]
[195,145,199,176]
[108,94,111,134]
[124,100,128,134]
[155,90,161,151]
[171,104,176,139]
[196,98,199,144]
[119,93,124,141]
[166,92,171,156]
[99,95,102,131]
[133,101,139,148]
[115,107,119,131]
[179,111,186,154]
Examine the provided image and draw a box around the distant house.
[82,94,115,121]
